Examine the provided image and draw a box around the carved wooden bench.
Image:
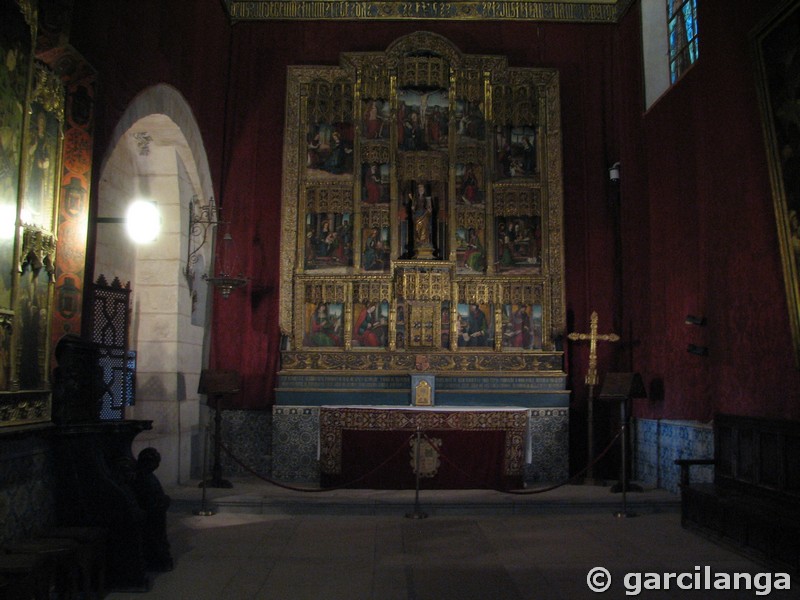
[675,413,800,572]
[0,552,52,600]
[4,537,83,598]
[45,526,109,599]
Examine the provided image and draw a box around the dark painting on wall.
[753,0,800,366]
[22,100,60,231]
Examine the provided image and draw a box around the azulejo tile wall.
[632,418,714,494]
[271,406,321,484]
[0,435,56,544]
[219,409,274,478]
[526,408,569,483]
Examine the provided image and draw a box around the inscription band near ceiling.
[225,1,625,23]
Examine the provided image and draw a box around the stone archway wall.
[95,84,214,484]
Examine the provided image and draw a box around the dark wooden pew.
[675,413,800,572]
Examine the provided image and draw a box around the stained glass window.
[668,0,699,83]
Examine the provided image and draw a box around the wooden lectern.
[599,372,647,517]
[198,370,241,488]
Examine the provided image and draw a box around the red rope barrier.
[422,429,623,495]
[216,428,623,497]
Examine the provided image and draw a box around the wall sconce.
[687,344,709,356]
[96,198,161,244]
[685,315,707,326]
[608,162,620,183]
[185,195,219,288]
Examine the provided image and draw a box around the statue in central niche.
[403,181,439,259]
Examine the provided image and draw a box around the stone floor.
[104,478,794,599]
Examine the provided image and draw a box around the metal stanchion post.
[406,429,428,519]
[194,421,216,516]
[613,399,636,518]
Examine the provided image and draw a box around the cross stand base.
[405,429,429,519]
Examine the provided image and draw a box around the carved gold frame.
[280,32,565,373]
[752,0,800,367]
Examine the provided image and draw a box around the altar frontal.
[319,406,528,489]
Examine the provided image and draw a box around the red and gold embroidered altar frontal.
[319,406,528,490]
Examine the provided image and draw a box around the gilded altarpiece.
[1,0,65,426]
[279,32,566,387]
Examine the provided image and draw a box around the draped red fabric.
[70,0,800,421]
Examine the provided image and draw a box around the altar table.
[318,406,528,490]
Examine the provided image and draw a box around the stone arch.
[94,84,213,484]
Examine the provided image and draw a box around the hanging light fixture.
[203,230,247,299]
[203,34,247,300]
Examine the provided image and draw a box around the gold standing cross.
[568,311,620,481]
[568,311,620,386]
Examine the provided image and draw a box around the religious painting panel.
[501,303,544,350]
[361,162,389,205]
[455,99,486,142]
[21,69,62,233]
[362,99,390,140]
[306,122,354,176]
[456,302,494,348]
[397,88,449,151]
[352,300,389,349]
[15,263,51,390]
[304,211,353,269]
[456,225,486,274]
[456,162,484,206]
[303,302,344,348]
[495,125,538,179]
[361,224,389,272]
[495,215,542,274]
[752,0,800,366]
[0,0,32,312]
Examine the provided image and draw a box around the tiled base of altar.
[632,418,714,494]
[217,409,273,478]
[525,408,569,483]
[270,405,569,486]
